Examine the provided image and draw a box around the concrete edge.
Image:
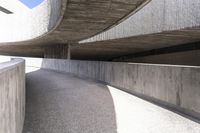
[34,0,68,40]
[0,58,25,73]
[0,57,25,133]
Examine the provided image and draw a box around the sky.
[19,0,45,9]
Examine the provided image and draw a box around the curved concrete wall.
[42,59,200,120]
[0,59,25,133]
[0,0,62,43]
[81,0,200,43]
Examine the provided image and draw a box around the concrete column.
[44,44,69,59]
[67,43,71,60]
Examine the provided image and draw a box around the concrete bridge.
[0,0,200,133]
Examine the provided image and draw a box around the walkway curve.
[23,69,200,133]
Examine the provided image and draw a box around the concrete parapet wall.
[0,59,25,133]
[42,59,200,119]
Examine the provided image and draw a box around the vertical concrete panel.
[0,59,25,133]
[181,68,200,113]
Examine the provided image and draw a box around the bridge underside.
[0,0,200,62]
[0,27,199,61]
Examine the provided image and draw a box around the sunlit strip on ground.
[107,85,200,133]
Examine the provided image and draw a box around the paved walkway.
[23,69,200,133]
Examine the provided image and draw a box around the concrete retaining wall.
[42,59,200,120]
[0,59,25,133]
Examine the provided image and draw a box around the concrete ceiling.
[71,27,200,60]
[57,0,150,41]
[81,0,200,43]
[1,27,200,60]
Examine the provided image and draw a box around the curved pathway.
[23,69,200,133]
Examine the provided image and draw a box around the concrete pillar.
[44,44,70,59]
[67,44,71,60]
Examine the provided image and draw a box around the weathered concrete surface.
[0,0,62,42]
[126,50,200,66]
[0,0,152,59]
[23,69,200,133]
[0,59,25,133]
[67,0,200,61]
[82,0,200,43]
[56,0,150,41]
[44,44,69,59]
[23,69,117,133]
[41,59,200,119]
[0,0,147,44]
[1,31,200,61]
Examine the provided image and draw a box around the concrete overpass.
[0,0,200,133]
[0,0,200,63]
[0,0,150,57]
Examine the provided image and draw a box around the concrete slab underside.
[23,69,200,133]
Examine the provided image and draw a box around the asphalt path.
[23,69,200,133]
